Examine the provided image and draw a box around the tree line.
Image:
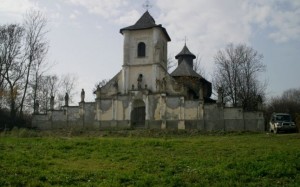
[0,10,77,128]
[266,88,300,128]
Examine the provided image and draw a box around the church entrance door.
[131,100,145,128]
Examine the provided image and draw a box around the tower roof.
[120,11,171,41]
[175,44,196,59]
[170,59,202,78]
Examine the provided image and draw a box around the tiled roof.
[121,11,156,30]
[175,45,196,59]
[120,11,171,41]
[170,59,202,78]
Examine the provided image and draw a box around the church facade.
[33,11,265,131]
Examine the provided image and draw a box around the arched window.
[137,42,146,57]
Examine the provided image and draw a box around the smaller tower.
[171,44,213,102]
[175,44,196,67]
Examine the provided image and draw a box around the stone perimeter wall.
[32,98,265,131]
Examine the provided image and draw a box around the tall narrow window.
[137,42,146,57]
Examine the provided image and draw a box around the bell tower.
[119,11,171,94]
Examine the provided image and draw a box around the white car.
[269,113,297,134]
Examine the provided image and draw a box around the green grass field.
[0,130,300,186]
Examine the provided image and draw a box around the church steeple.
[175,44,196,68]
[170,44,200,78]
[120,11,156,32]
[120,10,171,93]
[171,44,212,101]
[120,11,171,41]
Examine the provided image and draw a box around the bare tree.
[282,88,300,103]
[29,46,49,113]
[0,24,25,122]
[269,88,300,113]
[48,74,59,98]
[213,43,266,110]
[0,25,24,89]
[20,10,49,116]
[26,74,59,113]
[0,25,8,89]
[193,54,206,78]
[42,74,59,110]
[167,54,176,73]
[35,75,52,113]
[57,74,78,107]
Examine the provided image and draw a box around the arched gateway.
[131,100,145,128]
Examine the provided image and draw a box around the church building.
[33,11,264,131]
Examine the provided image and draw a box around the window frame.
[137,42,146,57]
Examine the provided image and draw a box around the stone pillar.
[112,99,115,120]
[112,98,117,128]
[257,95,263,110]
[217,87,223,107]
[113,80,118,94]
[178,121,185,130]
[95,99,101,121]
[122,66,129,93]
[153,64,159,92]
[145,95,149,120]
[64,93,69,107]
[178,97,185,130]
[50,96,54,110]
[123,31,130,65]
[160,93,167,129]
[81,89,85,102]
[198,100,204,119]
[137,74,143,90]
[127,99,132,129]
[199,83,204,101]
[79,101,85,128]
[34,100,39,114]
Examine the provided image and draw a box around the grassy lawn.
[0,130,300,186]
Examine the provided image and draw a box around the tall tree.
[213,43,266,110]
[0,24,25,123]
[29,46,49,113]
[0,25,8,89]
[33,75,51,113]
[27,74,59,113]
[20,10,48,116]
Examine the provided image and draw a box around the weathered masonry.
[32,11,264,131]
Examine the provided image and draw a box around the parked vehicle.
[269,113,297,133]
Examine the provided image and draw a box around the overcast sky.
[1,0,299,103]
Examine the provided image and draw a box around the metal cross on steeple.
[182,36,188,45]
[143,0,152,11]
